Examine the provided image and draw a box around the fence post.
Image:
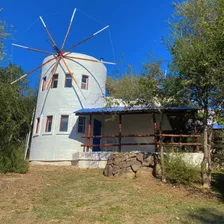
[118,114,122,152]
[87,114,92,152]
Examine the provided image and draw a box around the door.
[93,119,101,152]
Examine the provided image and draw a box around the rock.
[123,154,129,161]
[114,167,135,178]
[142,161,151,167]
[136,153,143,163]
[107,158,113,165]
[114,168,125,177]
[126,158,137,167]
[143,155,154,167]
[104,153,156,178]
[136,167,153,178]
[119,161,128,169]
[112,165,120,174]
[128,154,137,159]
[153,163,162,177]
[124,167,136,178]
[103,165,113,176]
[131,160,142,172]
[113,157,123,165]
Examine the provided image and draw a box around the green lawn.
[0,165,223,224]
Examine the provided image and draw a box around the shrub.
[0,144,29,174]
[164,154,201,185]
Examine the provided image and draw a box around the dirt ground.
[0,165,223,224]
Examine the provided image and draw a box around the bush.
[164,154,201,185]
[0,144,29,174]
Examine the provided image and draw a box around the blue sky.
[1,0,175,88]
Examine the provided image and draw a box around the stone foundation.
[103,153,156,178]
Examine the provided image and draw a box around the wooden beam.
[118,114,122,152]
[81,142,156,147]
[160,134,201,138]
[153,113,158,152]
[81,134,155,138]
[86,115,92,152]
[193,111,200,152]
[81,133,201,138]
[161,142,201,146]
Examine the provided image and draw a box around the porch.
[75,106,201,153]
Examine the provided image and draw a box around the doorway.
[93,119,101,151]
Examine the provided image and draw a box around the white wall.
[29,53,107,161]
[88,113,172,152]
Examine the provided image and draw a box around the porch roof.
[75,106,198,115]
[213,123,224,130]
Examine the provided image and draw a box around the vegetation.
[0,10,36,173]
[0,166,224,224]
[0,8,10,61]
[213,130,224,170]
[164,155,201,185]
[0,65,35,173]
[167,0,224,188]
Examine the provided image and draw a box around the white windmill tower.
[11,9,115,163]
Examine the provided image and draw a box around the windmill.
[12,9,116,162]
[11,8,115,96]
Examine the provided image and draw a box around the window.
[35,118,40,134]
[45,116,53,132]
[81,75,89,90]
[60,115,69,132]
[42,77,46,91]
[65,74,72,88]
[78,117,86,133]
[51,74,58,88]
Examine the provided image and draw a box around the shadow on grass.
[212,172,224,200]
[188,208,224,224]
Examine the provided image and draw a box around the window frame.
[77,116,86,133]
[81,75,89,90]
[51,74,59,89]
[59,115,69,132]
[64,74,72,88]
[45,116,53,133]
[35,117,40,134]
[41,77,47,91]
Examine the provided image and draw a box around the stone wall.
[103,153,157,178]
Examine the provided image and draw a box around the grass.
[0,165,224,224]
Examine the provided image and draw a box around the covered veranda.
[75,106,201,153]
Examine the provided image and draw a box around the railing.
[81,133,201,151]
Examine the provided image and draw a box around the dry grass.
[0,165,224,224]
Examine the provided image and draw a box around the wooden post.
[118,114,122,152]
[193,112,199,152]
[87,115,92,152]
[153,113,158,152]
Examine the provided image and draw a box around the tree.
[0,8,10,61]
[106,58,171,183]
[167,0,224,188]
[0,11,35,173]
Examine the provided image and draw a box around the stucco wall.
[88,113,172,152]
[29,53,107,161]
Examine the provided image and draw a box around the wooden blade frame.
[63,25,109,54]
[65,55,116,65]
[46,57,61,90]
[12,43,54,55]
[39,16,57,48]
[11,57,56,85]
[61,8,76,51]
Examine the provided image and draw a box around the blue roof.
[75,106,198,115]
[213,123,224,129]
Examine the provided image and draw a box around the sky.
[1,0,175,89]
